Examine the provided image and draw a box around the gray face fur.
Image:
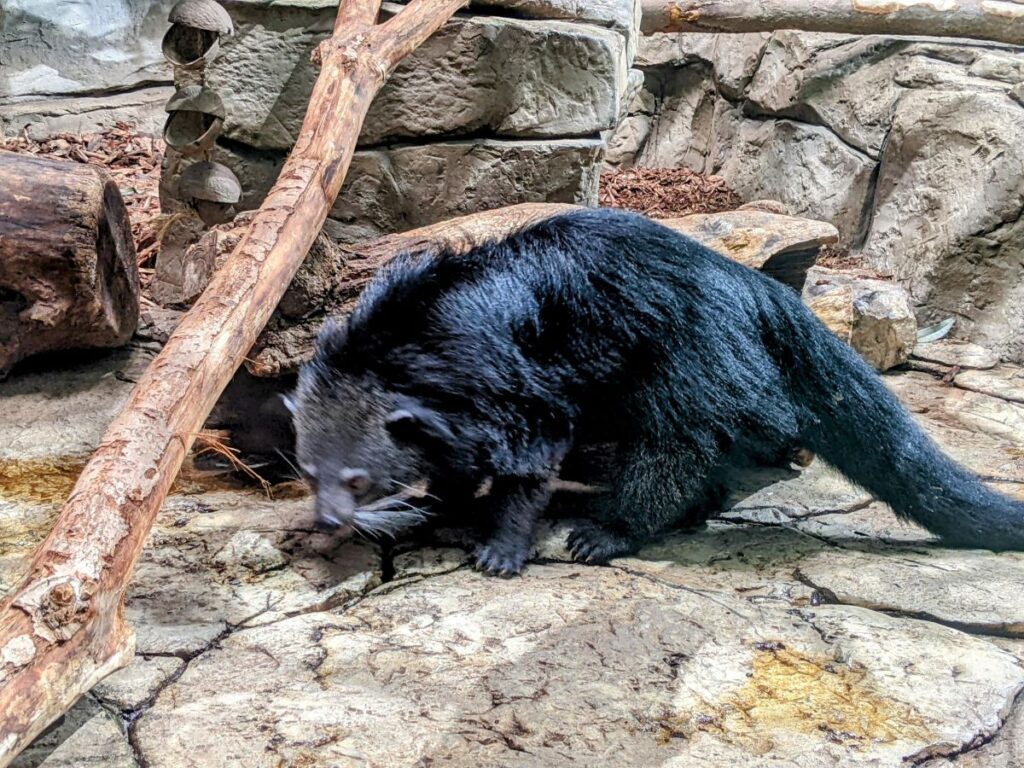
[287,369,431,539]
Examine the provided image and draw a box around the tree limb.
[0,1,466,763]
[641,0,1024,44]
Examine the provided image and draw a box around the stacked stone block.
[160,0,640,243]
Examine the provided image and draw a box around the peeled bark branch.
[640,0,1024,44]
[0,0,466,763]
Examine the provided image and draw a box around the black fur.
[290,208,1024,574]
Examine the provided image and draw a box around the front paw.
[473,542,528,577]
[567,521,636,564]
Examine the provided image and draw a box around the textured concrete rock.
[804,267,918,371]
[631,65,725,171]
[1,0,174,139]
[130,565,1024,767]
[862,89,1024,362]
[638,31,770,99]
[620,31,1024,360]
[162,138,603,243]
[716,119,876,248]
[206,6,625,150]
[0,86,171,140]
[745,33,908,158]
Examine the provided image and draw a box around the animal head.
[286,322,454,538]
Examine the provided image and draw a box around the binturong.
[287,208,1024,575]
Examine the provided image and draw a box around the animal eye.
[340,468,371,495]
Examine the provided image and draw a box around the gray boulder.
[613,30,1024,361]
[862,88,1024,363]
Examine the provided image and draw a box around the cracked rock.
[91,655,186,712]
[131,567,1024,767]
[10,697,134,768]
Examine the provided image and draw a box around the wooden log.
[0,150,139,375]
[640,0,1024,44]
[0,1,466,764]
[243,203,839,377]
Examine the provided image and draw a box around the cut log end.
[0,150,140,375]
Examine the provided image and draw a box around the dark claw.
[473,543,526,577]
[566,522,635,564]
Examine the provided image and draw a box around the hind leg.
[567,438,721,563]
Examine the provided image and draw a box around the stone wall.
[160,0,639,243]
[611,32,1024,362]
[0,0,176,137]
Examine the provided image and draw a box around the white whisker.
[389,478,438,501]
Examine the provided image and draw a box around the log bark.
[0,1,466,764]
[640,0,1024,44]
[0,150,139,375]
[244,203,839,377]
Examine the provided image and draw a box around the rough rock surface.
[862,88,1024,363]
[208,6,626,150]
[804,267,917,371]
[614,32,1024,359]
[159,1,636,257]
[4,341,1024,765]
[162,138,604,243]
[0,0,174,138]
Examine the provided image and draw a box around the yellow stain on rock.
[0,455,88,507]
[0,454,262,512]
[665,646,933,754]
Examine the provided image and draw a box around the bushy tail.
[771,292,1024,551]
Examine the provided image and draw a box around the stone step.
[161,136,605,242]
[199,3,629,150]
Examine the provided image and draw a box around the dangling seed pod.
[164,85,225,155]
[162,0,234,71]
[178,160,242,226]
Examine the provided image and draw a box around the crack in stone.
[793,567,1024,640]
[911,685,1024,765]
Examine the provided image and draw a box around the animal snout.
[315,491,355,533]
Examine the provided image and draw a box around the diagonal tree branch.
[0,0,466,763]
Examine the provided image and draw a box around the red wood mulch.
[1,124,166,278]
[598,167,742,219]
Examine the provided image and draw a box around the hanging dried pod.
[163,85,226,154]
[162,0,234,70]
[178,160,242,226]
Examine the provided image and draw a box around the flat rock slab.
[6,355,1024,765]
[131,566,1023,767]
